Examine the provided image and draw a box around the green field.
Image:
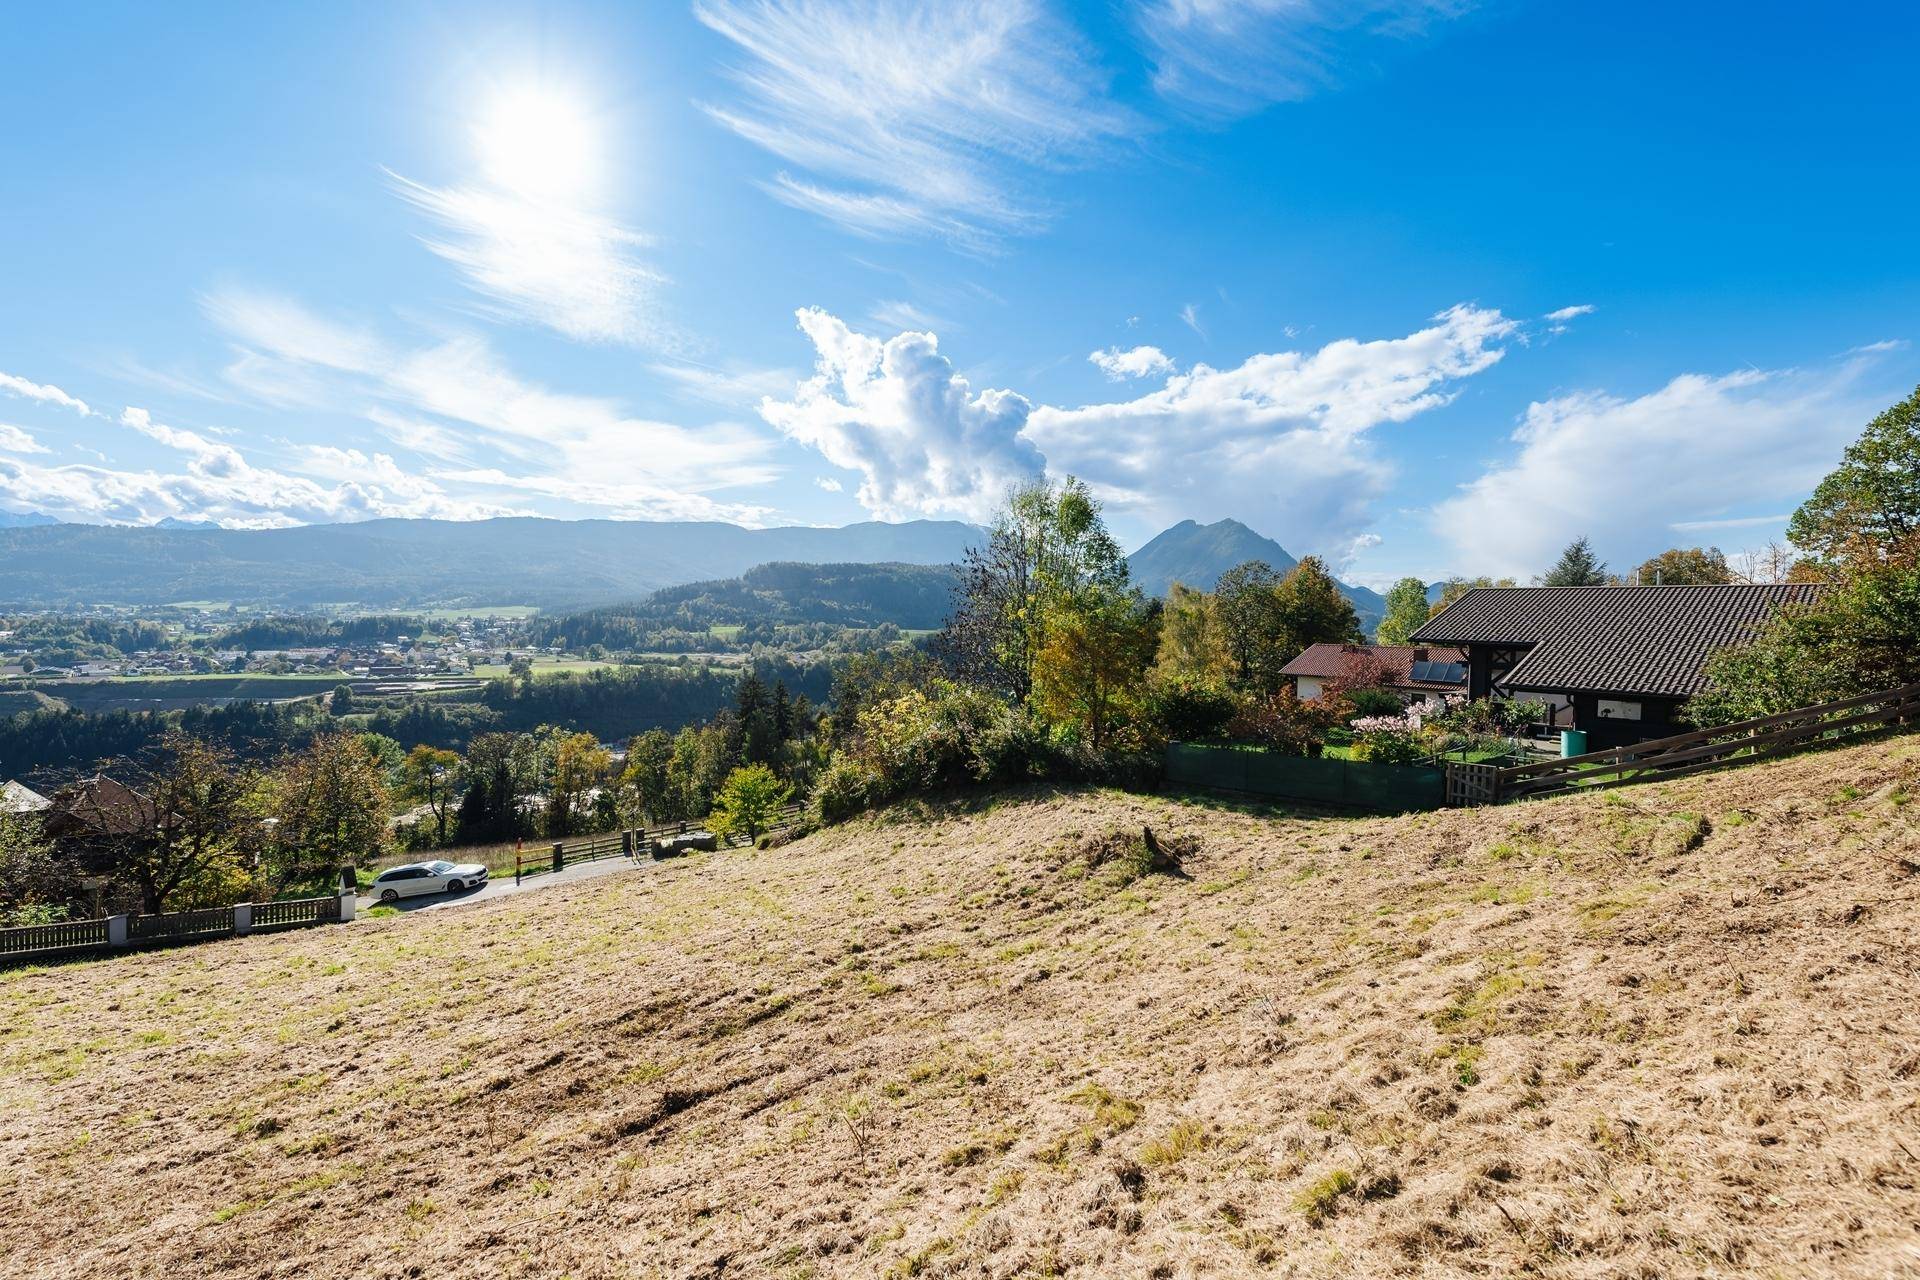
[414,604,542,620]
[469,659,622,679]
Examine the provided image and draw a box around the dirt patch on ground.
[5,738,1920,1278]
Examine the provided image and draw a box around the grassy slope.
[4,738,1920,1279]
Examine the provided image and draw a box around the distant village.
[0,606,549,694]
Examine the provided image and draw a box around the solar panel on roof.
[1410,660,1431,681]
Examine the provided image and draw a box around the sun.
[473,84,601,202]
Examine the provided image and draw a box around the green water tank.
[1561,728,1589,758]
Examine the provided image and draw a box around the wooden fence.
[0,916,110,960]
[252,895,344,930]
[1445,680,1920,806]
[0,893,353,966]
[512,803,808,884]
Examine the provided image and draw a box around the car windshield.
[428,861,455,873]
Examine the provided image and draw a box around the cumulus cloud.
[759,307,1046,521]
[1089,345,1175,381]
[1136,0,1477,117]
[695,0,1135,246]
[0,371,92,417]
[766,304,1517,553]
[1030,304,1517,549]
[0,425,49,454]
[1429,353,1897,578]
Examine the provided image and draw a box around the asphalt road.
[361,852,654,913]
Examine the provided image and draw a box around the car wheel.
[445,879,463,893]
[380,889,399,903]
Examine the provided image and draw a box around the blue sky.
[3,1,1917,587]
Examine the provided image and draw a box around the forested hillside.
[532,561,960,650]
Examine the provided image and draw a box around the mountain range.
[0,514,1384,627]
[0,517,981,610]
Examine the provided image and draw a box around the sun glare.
[474,84,600,201]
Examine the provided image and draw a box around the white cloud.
[1030,304,1518,549]
[694,0,1136,246]
[768,304,1517,553]
[1089,345,1175,381]
[813,476,843,492]
[1670,513,1792,533]
[870,300,948,333]
[0,425,49,455]
[390,174,668,347]
[648,361,795,408]
[1544,303,1595,334]
[203,288,780,520]
[1429,354,1895,578]
[1136,0,1476,116]
[1180,302,1206,337]
[0,403,514,528]
[0,371,92,417]
[759,307,1046,521]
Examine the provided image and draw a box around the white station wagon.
[371,859,489,902]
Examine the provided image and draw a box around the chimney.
[1412,647,1429,662]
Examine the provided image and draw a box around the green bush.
[1143,677,1238,741]
[809,756,877,825]
[1345,687,1405,720]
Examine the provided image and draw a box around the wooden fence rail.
[1445,680,1920,806]
[252,896,343,930]
[0,916,110,958]
[0,893,354,966]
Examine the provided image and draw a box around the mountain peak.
[1126,518,1384,626]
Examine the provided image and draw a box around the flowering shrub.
[1348,707,1431,764]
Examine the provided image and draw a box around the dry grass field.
[5,737,1920,1279]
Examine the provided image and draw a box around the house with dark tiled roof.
[1411,584,1831,747]
[1279,643,1467,706]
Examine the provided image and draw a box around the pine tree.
[1540,537,1609,586]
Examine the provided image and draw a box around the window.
[1596,698,1643,721]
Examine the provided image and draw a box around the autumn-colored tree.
[548,732,611,837]
[618,729,674,824]
[1031,588,1160,749]
[275,730,391,880]
[939,477,1130,703]
[1153,581,1230,680]
[401,745,462,845]
[1632,546,1731,585]
[1272,557,1364,662]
